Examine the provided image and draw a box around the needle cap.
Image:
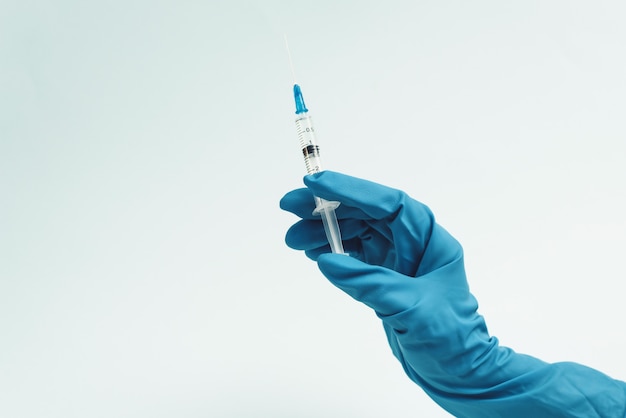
[293,84,308,114]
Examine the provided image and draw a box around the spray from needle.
[284,34,307,114]
[284,34,298,84]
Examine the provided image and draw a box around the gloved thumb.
[317,253,422,317]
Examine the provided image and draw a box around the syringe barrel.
[295,113,323,174]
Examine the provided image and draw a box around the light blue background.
[2,1,625,417]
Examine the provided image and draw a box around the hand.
[280,171,626,418]
[280,171,498,389]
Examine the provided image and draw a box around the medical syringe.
[292,84,345,254]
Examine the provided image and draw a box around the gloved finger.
[304,246,330,261]
[286,218,379,250]
[317,253,422,316]
[286,220,393,263]
[302,236,372,261]
[304,171,429,221]
[279,188,316,218]
[304,239,376,265]
[303,238,396,265]
[280,187,372,221]
[285,219,328,250]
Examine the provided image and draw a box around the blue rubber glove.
[280,171,626,418]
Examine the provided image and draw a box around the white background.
[2,1,625,417]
